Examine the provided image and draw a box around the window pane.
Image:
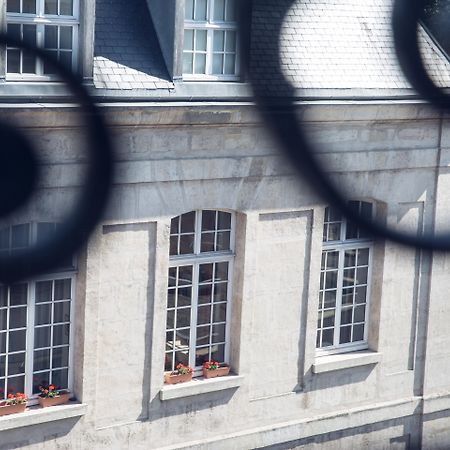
[175,351,189,367]
[210,344,225,363]
[8,352,25,376]
[344,250,356,267]
[7,24,21,42]
[45,0,58,14]
[213,30,225,52]
[201,210,216,231]
[183,53,193,74]
[6,49,20,73]
[22,50,36,74]
[196,326,210,346]
[213,282,227,302]
[33,372,49,394]
[327,223,341,241]
[185,0,194,19]
[181,211,195,233]
[10,284,27,306]
[200,233,215,252]
[355,286,367,304]
[52,324,70,346]
[214,0,225,20]
[195,347,209,367]
[322,309,335,327]
[60,27,73,50]
[43,50,58,74]
[199,264,213,283]
[52,368,68,389]
[52,346,69,368]
[326,251,339,269]
[7,0,20,12]
[195,30,207,51]
[0,355,5,378]
[325,271,338,290]
[175,330,189,349]
[213,54,224,74]
[7,376,24,395]
[54,279,71,300]
[176,308,191,328]
[213,303,227,323]
[358,248,369,266]
[60,0,73,15]
[324,290,336,309]
[343,268,355,287]
[167,290,175,308]
[224,54,236,75]
[352,324,365,342]
[339,326,352,344]
[216,231,230,251]
[9,329,26,352]
[340,308,352,325]
[179,234,195,254]
[197,305,211,325]
[34,349,50,372]
[194,0,207,20]
[212,323,226,343]
[356,267,368,285]
[354,305,366,323]
[0,333,5,354]
[10,307,26,329]
[170,235,178,255]
[0,287,6,308]
[198,284,212,304]
[225,0,236,21]
[215,262,228,281]
[45,26,58,49]
[184,30,194,51]
[35,326,51,349]
[54,301,71,323]
[23,0,36,13]
[36,281,52,303]
[177,288,191,307]
[194,53,206,74]
[166,310,175,330]
[342,288,354,306]
[0,310,6,331]
[170,216,179,235]
[164,353,173,372]
[178,266,193,285]
[217,212,231,229]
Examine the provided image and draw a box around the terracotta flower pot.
[0,402,26,416]
[202,365,230,379]
[38,392,70,408]
[164,372,193,385]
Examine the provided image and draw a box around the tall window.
[183,0,239,80]
[6,0,79,78]
[0,223,75,403]
[316,201,373,354]
[166,210,234,374]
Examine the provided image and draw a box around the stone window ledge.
[0,402,87,432]
[313,350,382,374]
[160,375,244,401]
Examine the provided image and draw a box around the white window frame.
[0,222,76,405]
[166,210,235,377]
[6,0,80,81]
[316,202,374,356]
[183,0,240,81]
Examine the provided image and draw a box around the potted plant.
[0,392,27,416]
[38,384,70,408]
[164,363,193,385]
[202,360,230,379]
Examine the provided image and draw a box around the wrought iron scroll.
[0,34,113,283]
[239,0,450,251]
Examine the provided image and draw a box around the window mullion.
[25,282,36,398]
[190,263,199,369]
[334,248,344,347]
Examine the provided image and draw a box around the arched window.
[165,210,234,374]
[317,201,373,354]
[0,222,76,403]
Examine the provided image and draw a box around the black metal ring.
[239,0,450,251]
[0,34,113,282]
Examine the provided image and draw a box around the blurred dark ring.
[239,0,450,251]
[0,34,113,282]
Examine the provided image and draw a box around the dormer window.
[183,0,239,81]
[6,0,79,79]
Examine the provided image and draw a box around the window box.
[0,402,26,417]
[37,391,70,408]
[202,363,230,378]
[164,372,193,385]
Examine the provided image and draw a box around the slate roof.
[93,0,450,95]
[93,0,173,91]
[251,0,450,95]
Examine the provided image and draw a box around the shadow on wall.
[0,416,81,450]
[94,0,171,81]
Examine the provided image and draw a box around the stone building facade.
[0,0,450,449]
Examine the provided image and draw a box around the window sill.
[312,350,382,374]
[160,375,244,401]
[0,401,87,432]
